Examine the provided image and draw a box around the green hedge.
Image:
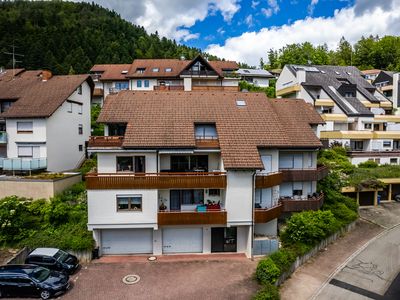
[256,258,281,285]
[252,283,280,300]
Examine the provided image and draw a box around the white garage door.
[162,228,203,254]
[101,229,153,255]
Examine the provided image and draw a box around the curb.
[310,221,400,299]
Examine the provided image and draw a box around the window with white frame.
[78,124,83,135]
[383,141,392,148]
[137,80,142,88]
[364,123,372,130]
[17,121,33,133]
[78,104,82,114]
[117,195,142,211]
[144,80,149,88]
[77,85,82,95]
[390,158,398,164]
[18,146,40,158]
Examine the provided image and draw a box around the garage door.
[162,228,203,254]
[101,229,153,255]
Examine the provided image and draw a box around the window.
[79,144,83,152]
[394,140,400,149]
[144,80,149,88]
[165,68,172,72]
[117,195,142,211]
[67,102,73,113]
[364,123,372,130]
[383,141,392,147]
[78,124,83,135]
[390,158,398,164]
[115,81,129,91]
[78,104,82,114]
[77,85,82,95]
[137,80,142,88]
[136,68,145,73]
[195,124,218,139]
[152,68,159,72]
[236,99,246,106]
[344,92,356,98]
[17,121,33,133]
[374,124,380,131]
[170,155,208,172]
[353,141,364,151]
[116,156,145,172]
[209,189,220,196]
[279,153,303,169]
[0,101,11,113]
[322,108,333,114]
[170,190,204,206]
[18,146,40,158]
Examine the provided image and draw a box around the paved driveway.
[59,255,258,300]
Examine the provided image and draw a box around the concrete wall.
[0,173,81,200]
[46,81,91,172]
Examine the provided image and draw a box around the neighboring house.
[90,64,131,106]
[361,69,382,82]
[276,65,400,165]
[0,69,93,173]
[86,91,326,257]
[236,68,275,87]
[372,71,400,106]
[127,55,239,91]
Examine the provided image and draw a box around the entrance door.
[211,227,237,252]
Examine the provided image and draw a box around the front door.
[211,227,237,252]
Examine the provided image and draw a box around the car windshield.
[31,267,50,282]
[54,250,69,263]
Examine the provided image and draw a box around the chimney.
[393,73,400,112]
[296,69,306,84]
[41,70,52,81]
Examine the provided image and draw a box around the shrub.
[358,160,378,168]
[256,258,280,285]
[280,210,340,246]
[324,202,358,226]
[253,283,280,300]
[268,249,296,274]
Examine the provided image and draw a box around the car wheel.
[40,290,51,300]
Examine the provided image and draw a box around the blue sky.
[75,0,399,65]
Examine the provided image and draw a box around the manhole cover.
[122,274,140,285]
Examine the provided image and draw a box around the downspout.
[251,170,256,260]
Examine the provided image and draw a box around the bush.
[256,258,280,285]
[358,160,378,168]
[280,210,340,246]
[324,202,358,226]
[318,148,354,174]
[268,249,296,274]
[253,283,280,300]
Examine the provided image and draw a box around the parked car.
[25,248,80,275]
[394,194,400,202]
[0,264,70,299]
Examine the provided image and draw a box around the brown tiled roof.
[0,68,26,80]
[127,59,189,78]
[0,73,93,118]
[208,61,239,74]
[90,64,131,81]
[361,69,381,75]
[98,91,322,169]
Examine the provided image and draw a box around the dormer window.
[195,124,218,139]
[121,70,128,74]
[165,68,172,72]
[136,68,145,73]
[152,68,159,72]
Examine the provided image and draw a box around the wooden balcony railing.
[85,172,227,189]
[195,137,220,148]
[254,204,283,223]
[281,165,329,182]
[191,86,239,91]
[255,172,283,188]
[88,136,124,148]
[154,85,184,91]
[280,193,324,212]
[158,210,227,225]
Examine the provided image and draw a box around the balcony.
[88,136,124,148]
[195,137,220,148]
[158,210,227,225]
[254,204,283,223]
[255,172,283,188]
[348,150,400,158]
[191,86,239,92]
[153,85,184,91]
[281,166,329,182]
[0,132,6,144]
[1,158,47,171]
[85,172,227,190]
[280,193,324,212]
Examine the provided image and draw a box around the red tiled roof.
[0,73,93,118]
[90,64,131,81]
[98,91,322,169]
[361,69,381,75]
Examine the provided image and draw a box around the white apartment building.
[0,69,93,173]
[276,65,400,165]
[86,91,326,257]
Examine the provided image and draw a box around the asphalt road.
[314,223,400,300]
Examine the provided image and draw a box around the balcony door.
[211,227,237,252]
[260,155,272,174]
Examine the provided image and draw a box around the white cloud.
[251,1,260,9]
[206,0,400,65]
[261,0,280,18]
[308,0,319,15]
[244,14,254,27]
[73,0,240,42]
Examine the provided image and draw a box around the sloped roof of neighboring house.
[361,69,382,75]
[237,68,274,78]
[90,64,131,81]
[0,71,93,118]
[97,91,322,170]
[0,68,26,79]
[127,55,239,78]
[286,64,386,116]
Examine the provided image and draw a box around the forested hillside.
[0,1,214,74]
[265,36,400,71]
